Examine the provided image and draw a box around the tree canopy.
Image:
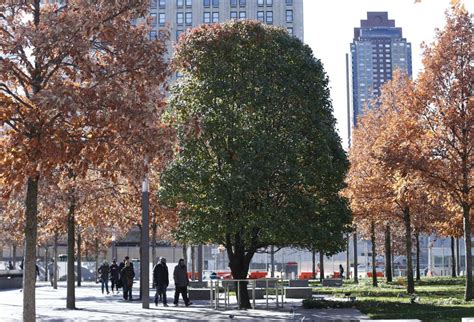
[159,20,350,308]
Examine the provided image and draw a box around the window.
[286,10,293,23]
[176,0,183,8]
[186,0,192,7]
[150,13,157,26]
[203,0,210,7]
[239,0,246,6]
[212,0,219,7]
[266,0,272,6]
[230,11,238,20]
[257,0,264,6]
[159,13,165,26]
[212,12,219,23]
[287,27,293,36]
[204,12,211,23]
[159,0,166,8]
[150,30,157,40]
[185,12,192,25]
[150,0,157,9]
[257,11,264,22]
[286,0,293,5]
[230,0,237,7]
[176,29,183,40]
[239,11,246,20]
[177,12,184,25]
[266,11,273,24]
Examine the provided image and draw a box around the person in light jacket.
[173,259,191,306]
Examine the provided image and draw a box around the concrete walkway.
[0,282,375,321]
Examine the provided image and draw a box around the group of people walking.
[153,257,192,307]
[97,256,192,307]
[97,256,135,300]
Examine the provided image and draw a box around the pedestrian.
[153,257,169,307]
[98,260,110,294]
[173,258,192,307]
[35,262,40,281]
[48,259,55,286]
[110,259,120,294]
[339,264,344,279]
[121,259,135,301]
[7,261,14,270]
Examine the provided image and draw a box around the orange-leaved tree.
[0,1,171,318]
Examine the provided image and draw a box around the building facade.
[350,12,412,126]
[149,0,304,46]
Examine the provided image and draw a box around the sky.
[303,0,473,149]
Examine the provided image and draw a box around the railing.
[208,278,284,309]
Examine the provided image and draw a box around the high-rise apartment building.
[149,0,304,46]
[349,12,412,127]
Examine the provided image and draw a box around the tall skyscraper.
[349,12,412,127]
[149,0,304,47]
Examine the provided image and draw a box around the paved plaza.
[0,282,376,321]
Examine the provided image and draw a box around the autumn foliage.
[346,5,473,300]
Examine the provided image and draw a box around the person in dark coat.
[173,258,191,306]
[110,259,120,294]
[118,256,133,292]
[121,259,135,300]
[339,264,344,279]
[98,260,110,294]
[153,257,169,306]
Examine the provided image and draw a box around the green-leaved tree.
[160,21,350,308]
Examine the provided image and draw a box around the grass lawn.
[310,277,474,321]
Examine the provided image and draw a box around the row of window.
[151,10,293,26]
[151,0,294,9]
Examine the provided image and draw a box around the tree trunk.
[227,242,254,309]
[384,225,392,282]
[44,246,49,282]
[13,245,17,268]
[346,235,350,280]
[151,223,157,288]
[270,245,275,278]
[353,231,358,283]
[462,203,472,301]
[191,246,195,280]
[416,231,420,281]
[151,222,157,267]
[456,237,460,277]
[53,233,58,289]
[370,221,377,287]
[312,249,316,279]
[66,200,76,309]
[451,236,456,278]
[77,231,81,287]
[95,238,99,284]
[182,244,187,266]
[23,176,39,321]
[319,251,324,283]
[403,206,415,294]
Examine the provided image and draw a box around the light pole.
[140,176,150,309]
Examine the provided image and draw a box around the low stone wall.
[284,287,312,299]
